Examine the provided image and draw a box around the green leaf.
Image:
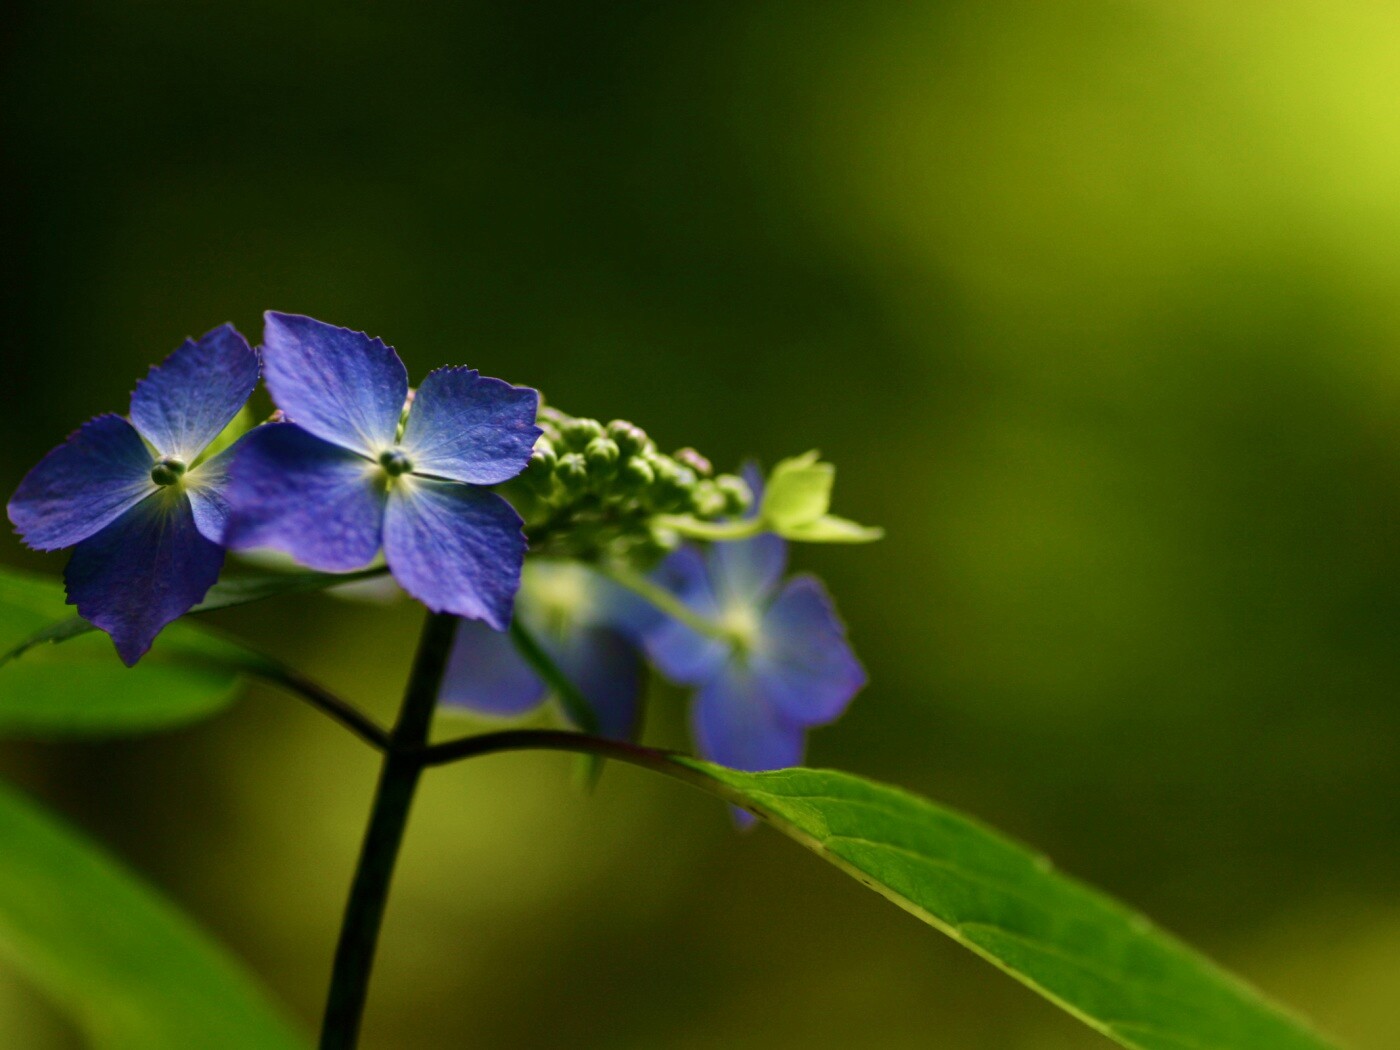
[676,761,1335,1050]
[0,567,245,738]
[0,776,307,1049]
[0,565,390,666]
[760,451,833,530]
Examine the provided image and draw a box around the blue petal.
[223,424,386,571]
[182,439,243,544]
[382,478,525,629]
[400,367,541,485]
[640,546,728,685]
[439,616,547,716]
[691,668,806,771]
[8,415,156,551]
[261,312,408,456]
[128,324,259,461]
[546,627,642,737]
[65,492,224,666]
[751,575,866,726]
[710,533,786,606]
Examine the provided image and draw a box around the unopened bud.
[674,447,713,477]
[620,456,654,492]
[714,473,753,516]
[607,420,650,457]
[584,436,620,475]
[560,417,605,450]
[556,452,589,494]
[689,479,727,517]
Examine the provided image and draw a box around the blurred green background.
[3,1,1399,1046]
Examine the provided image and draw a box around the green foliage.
[679,761,1335,1050]
[0,777,307,1048]
[0,568,243,738]
[0,565,388,737]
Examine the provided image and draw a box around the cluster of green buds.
[505,404,754,562]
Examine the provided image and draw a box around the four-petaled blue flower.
[223,312,540,629]
[440,560,649,737]
[8,313,867,779]
[7,325,259,664]
[644,533,866,773]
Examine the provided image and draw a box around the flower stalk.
[318,611,459,1050]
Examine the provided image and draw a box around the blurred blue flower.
[440,560,648,737]
[644,534,865,773]
[224,312,539,629]
[7,324,259,664]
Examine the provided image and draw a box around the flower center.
[378,448,414,477]
[150,457,187,487]
[719,604,763,653]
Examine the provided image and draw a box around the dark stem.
[318,611,460,1050]
[247,659,391,751]
[419,727,677,770]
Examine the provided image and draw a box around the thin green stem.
[651,515,765,542]
[508,619,598,733]
[597,563,734,643]
[318,611,459,1050]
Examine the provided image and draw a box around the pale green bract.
[759,452,883,542]
[677,761,1337,1050]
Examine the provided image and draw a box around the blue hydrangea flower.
[223,312,539,628]
[643,534,865,772]
[7,325,259,665]
[440,560,649,737]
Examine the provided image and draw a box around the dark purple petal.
[640,547,728,685]
[547,627,641,737]
[400,367,541,485]
[710,533,786,606]
[691,668,806,771]
[751,575,866,726]
[223,424,386,571]
[439,616,547,716]
[64,492,224,666]
[382,478,525,628]
[128,324,258,461]
[8,415,156,551]
[261,312,408,456]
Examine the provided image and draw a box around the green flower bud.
[620,456,655,492]
[648,455,698,512]
[607,420,650,457]
[531,435,558,470]
[522,448,557,496]
[674,447,713,478]
[584,436,620,476]
[714,473,754,516]
[560,417,605,450]
[688,478,727,517]
[555,452,589,494]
